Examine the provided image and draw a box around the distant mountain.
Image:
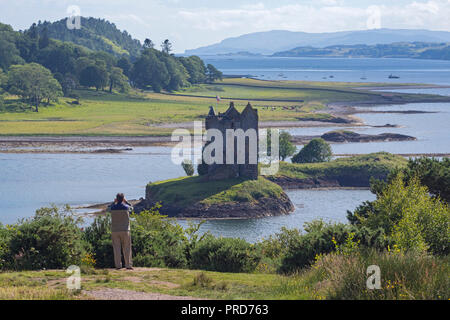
[30,17,142,58]
[273,42,450,60]
[185,29,450,55]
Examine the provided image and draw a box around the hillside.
[273,42,450,60]
[31,17,142,58]
[185,29,450,55]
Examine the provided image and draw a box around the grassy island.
[147,176,284,206]
[270,152,408,188]
[144,176,294,218]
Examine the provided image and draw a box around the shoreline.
[1,88,449,154]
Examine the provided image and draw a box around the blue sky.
[1,0,449,52]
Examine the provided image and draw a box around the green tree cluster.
[0,20,221,110]
[292,138,332,163]
[7,63,62,112]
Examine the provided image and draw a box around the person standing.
[107,193,133,270]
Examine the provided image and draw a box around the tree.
[292,138,332,163]
[79,64,108,91]
[0,39,22,71]
[7,63,62,112]
[266,130,296,161]
[178,56,206,84]
[162,55,189,91]
[181,160,194,176]
[206,64,223,83]
[355,174,449,255]
[143,38,154,49]
[108,67,130,93]
[398,157,450,203]
[161,39,172,54]
[38,27,50,49]
[54,73,77,97]
[117,56,132,77]
[0,68,6,108]
[279,131,296,161]
[130,50,169,92]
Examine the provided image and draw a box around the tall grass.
[310,249,449,300]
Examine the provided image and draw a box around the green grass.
[0,267,316,300]
[0,78,447,136]
[276,152,408,183]
[147,176,284,207]
[177,78,448,105]
[2,250,447,300]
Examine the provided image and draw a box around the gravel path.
[83,288,203,300]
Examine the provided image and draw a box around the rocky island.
[141,176,294,218]
[291,130,416,144]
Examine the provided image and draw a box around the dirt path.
[83,288,204,300]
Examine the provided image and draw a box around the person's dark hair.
[116,193,125,203]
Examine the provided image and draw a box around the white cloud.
[177,1,450,37]
[2,0,450,52]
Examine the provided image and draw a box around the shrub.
[356,174,449,255]
[197,162,208,176]
[292,138,332,163]
[262,220,389,274]
[130,207,188,268]
[82,214,113,268]
[181,160,194,176]
[8,206,85,270]
[312,249,449,300]
[400,157,450,203]
[0,224,13,270]
[190,235,261,273]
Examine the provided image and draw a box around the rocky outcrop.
[137,193,294,219]
[321,131,416,143]
[291,131,416,144]
[297,116,354,124]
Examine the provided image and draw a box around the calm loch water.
[1,58,449,242]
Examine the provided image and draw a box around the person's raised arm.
[106,199,117,213]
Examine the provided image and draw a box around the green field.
[1,78,448,136]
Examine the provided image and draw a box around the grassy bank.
[0,267,312,300]
[1,250,447,300]
[274,152,407,185]
[1,78,449,136]
[147,176,285,207]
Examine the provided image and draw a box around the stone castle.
[204,102,259,180]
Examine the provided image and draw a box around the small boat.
[360,71,367,80]
[329,75,334,78]
[388,74,400,79]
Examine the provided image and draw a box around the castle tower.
[204,102,259,180]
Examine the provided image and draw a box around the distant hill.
[185,29,450,55]
[31,17,142,58]
[273,42,450,60]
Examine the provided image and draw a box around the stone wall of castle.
[204,102,259,180]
